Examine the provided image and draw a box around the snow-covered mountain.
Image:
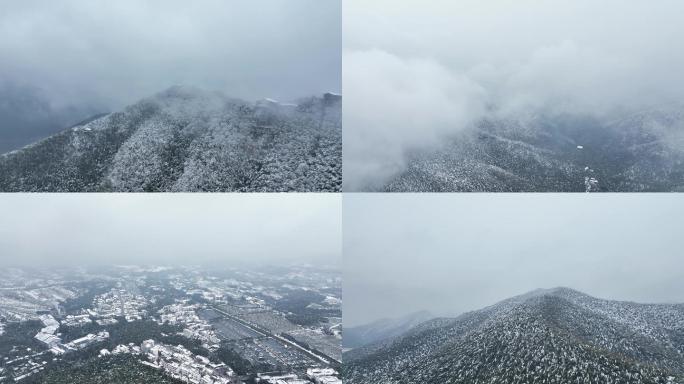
[343,288,684,384]
[0,86,341,192]
[382,106,684,192]
[344,311,433,349]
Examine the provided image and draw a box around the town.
[0,265,341,384]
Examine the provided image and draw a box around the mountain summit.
[344,288,684,383]
[0,86,341,192]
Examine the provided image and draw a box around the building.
[306,368,341,384]
[141,339,156,354]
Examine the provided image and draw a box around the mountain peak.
[528,286,582,297]
[323,92,342,106]
[155,85,221,100]
[345,289,684,383]
[497,287,588,308]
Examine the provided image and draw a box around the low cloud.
[343,50,486,190]
[343,0,684,189]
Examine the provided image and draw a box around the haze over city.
[0,194,341,267]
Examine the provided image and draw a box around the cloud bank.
[0,0,340,126]
[343,0,684,189]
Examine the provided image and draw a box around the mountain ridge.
[0,86,341,192]
[380,106,684,192]
[344,288,684,384]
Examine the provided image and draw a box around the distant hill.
[344,288,684,383]
[0,81,102,154]
[380,106,684,192]
[344,311,433,350]
[0,86,341,192]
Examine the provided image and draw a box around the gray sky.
[343,0,684,190]
[0,194,340,267]
[0,0,341,110]
[344,194,684,327]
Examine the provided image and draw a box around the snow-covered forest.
[0,86,341,192]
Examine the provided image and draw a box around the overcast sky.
[0,0,340,110]
[343,0,684,190]
[344,194,684,327]
[0,194,340,268]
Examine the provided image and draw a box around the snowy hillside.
[382,107,684,192]
[0,86,341,192]
[343,288,684,384]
